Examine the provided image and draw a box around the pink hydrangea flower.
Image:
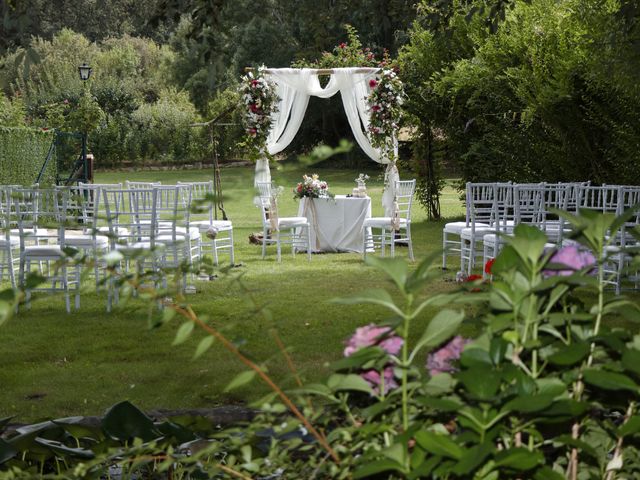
[544,245,596,277]
[344,324,403,394]
[426,336,469,376]
[344,324,403,357]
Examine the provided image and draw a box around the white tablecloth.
[297,195,372,253]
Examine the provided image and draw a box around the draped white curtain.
[254,67,399,215]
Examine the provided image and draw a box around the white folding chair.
[363,179,416,261]
[255,182,311,262]
[177,180,235,266]
[16,188,81,313]
[0,187,20,288]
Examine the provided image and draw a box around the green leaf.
[494,447,543,470]
[533,466,567,480]
[451,442,494,475]
[0,438,17,465]
[414,431,462,459]
[503,395,555,413]
[583,369,639,392]
[353,458,405,479]
[332,288,402,315]
[52,416,102,440]
[364,256,409,292]
[331,346,386,371]
[621,349,640,376]
[417,396,462,412]
[409,309,464,363]
[547,342,590,366]
[34,438,95,459]
[172,321,194,345]
[457,367,500,400]
[224,370,258,392]
[102,401,160,442]
[618,416,640,437]
[327,373,373,394]
[193,336,214,359]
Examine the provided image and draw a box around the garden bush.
[0,127,55,186]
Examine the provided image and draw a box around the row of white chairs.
[0,181,235,312]
[443,182,640,292]
[254,180,417,262]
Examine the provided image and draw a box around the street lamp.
[78,63,92,81]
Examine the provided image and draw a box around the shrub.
[0,126,55,185]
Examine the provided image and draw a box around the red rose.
[369,79,378,88]
[251,79,259,87]
[339,42,347,49]
[249,103,260,113]
[372,105,381,112]
[484,258,495,275]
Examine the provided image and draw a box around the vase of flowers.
[293,174,333,199]
[354,173,370,198]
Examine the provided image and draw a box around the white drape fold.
[254,67,398,214]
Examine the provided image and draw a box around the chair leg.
[229,229,235,265]
[306,226,311,261]
[406,225,414,261]
[261,227,268,258]
[276,231,282,262]
[213,238,219,266]
[442,231,448,268]
[390,229,396,258]
[380,228,386,258]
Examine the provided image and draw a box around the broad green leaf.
[224,370,258,392]
[503,395,555,413]
[451,442,494,475]
[457,367,500,400]
[364,256,409,292]
[34,438,94,459]
[583,369,639,392]
[327,373,373,394]
[382,442,408,467]
[533,466,567,480]
[331,346,386,371]
[417,396,462,412]
[622,349,640,376]
[460,347,493,368]
[409,309,464,363]
[52,416,102,440]
[102,401,160,442]
[414,431,462,459]
[423,373,454,395]
[193,336,214,359]
[618,416,640,437]
[172,321,194,345]
[353,458,405,479]
[0,438,17,464]
[331,289,402,315]
[547,342,590,366]
[494,447,543,470]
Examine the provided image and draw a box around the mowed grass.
[1,164,469,422]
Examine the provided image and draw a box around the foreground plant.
[3,209,640,479]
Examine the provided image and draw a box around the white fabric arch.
[254,67,399,215]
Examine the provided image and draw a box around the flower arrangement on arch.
[366,68,405,162]
[293,174,334,199]
[239,67,279,158]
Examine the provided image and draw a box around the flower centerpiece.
[353,173,370,197]
[239,67,279,159]
[366,68,405,162]
[293,174,334,199]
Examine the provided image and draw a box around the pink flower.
[339,42,347,49]
[248,128,257,136]
[251,79,259,87]
[544,245,596,277]
[426,336,470,376]
[372,104,381,112]
[361,367,398,395]
[369,79,378,88]
[344,324,403,357]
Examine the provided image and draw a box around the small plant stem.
[176,304,340,464]
[604,402,635,480]
[401,295,413,432]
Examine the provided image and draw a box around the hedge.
[0,127,56,186]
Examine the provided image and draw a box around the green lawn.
[1,164,468,422]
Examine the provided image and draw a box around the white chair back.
[395,180,416,221]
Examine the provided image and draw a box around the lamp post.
[77,63,92,183]
[78,63,92,82]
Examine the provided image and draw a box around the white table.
[297,195,372,253]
